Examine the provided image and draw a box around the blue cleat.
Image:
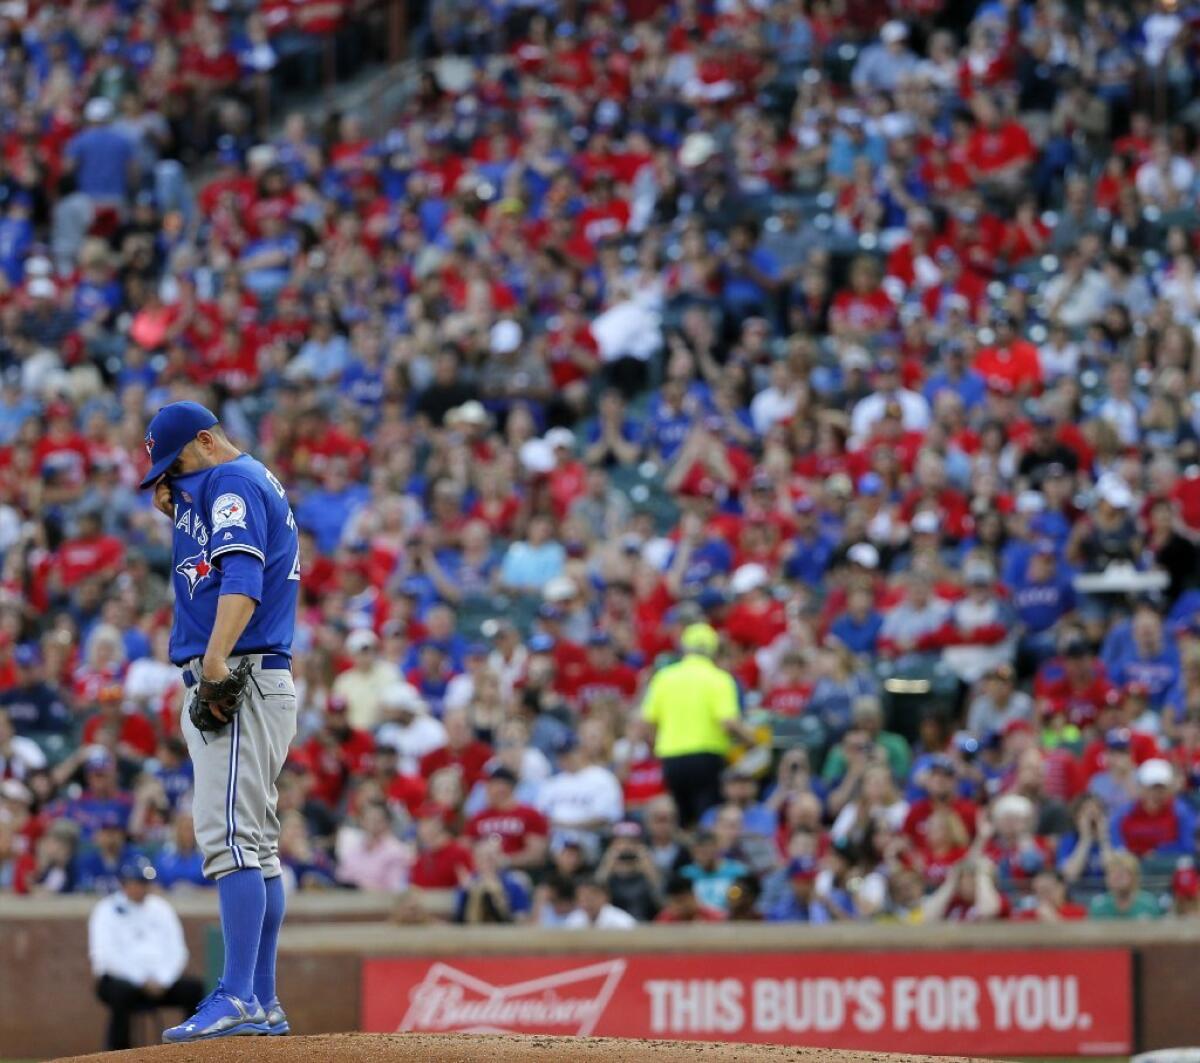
[162,987,270,1043]
[263,998,290,1035]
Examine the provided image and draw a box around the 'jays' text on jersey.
[168,454,299,664]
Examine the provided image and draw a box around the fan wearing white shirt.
[122,630,183,713]
[374,683,447,775]
[536,737,623,859]
[563,877,637,929]
[849,356,931,442]
[88,859,204,1051]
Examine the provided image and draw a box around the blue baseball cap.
[140,401,219,488]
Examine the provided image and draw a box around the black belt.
[180,653,290,688]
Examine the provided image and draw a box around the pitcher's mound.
[54,1032,975,1063]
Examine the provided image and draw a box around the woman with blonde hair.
[916,807,970,888]
[830,764,909,850]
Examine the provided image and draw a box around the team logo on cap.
[144,432,154,457]
[212,493,247,531]
[175,550,212,597]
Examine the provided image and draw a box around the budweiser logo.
[399,959,627,1036]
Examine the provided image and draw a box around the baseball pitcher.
[141,401,299,1043]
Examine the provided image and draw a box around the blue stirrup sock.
[254,874,286,1005]
[218,868,266,1002]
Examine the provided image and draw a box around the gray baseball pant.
[180,654,297,880]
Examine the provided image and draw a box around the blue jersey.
[168,454,299,664]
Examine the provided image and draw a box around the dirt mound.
[53,1032,975,1063]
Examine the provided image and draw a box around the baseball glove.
[189,658,253,733]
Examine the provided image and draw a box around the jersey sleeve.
[205,472,269,566]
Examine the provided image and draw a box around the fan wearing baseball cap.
[89,857,206,1050]
[464,764,549,870]
[1111,758,1196,858]
[640,623,757,827]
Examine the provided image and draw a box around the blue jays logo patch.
[144,432,154,458]
[175,550,213,598]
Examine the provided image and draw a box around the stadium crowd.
[3,0,1200,927]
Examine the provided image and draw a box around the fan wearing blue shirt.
[0,197,33,286]
[784,499,838,584]
[293,461,370,554]
[155,816,211,890]
[720,222,781,321]
[648,378,695,463]
[765,858,835,923]
[922,344,987,411]
[829,585,884,655]
[75,811,139,894]
[239,215,299,300]
[1012,540,1076,662]
[64,99,136,202]
[1107,605,1181,710]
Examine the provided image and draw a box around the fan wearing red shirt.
[465,765,549,870]
[180,27,241,91]
[671,417,755,500]
[966,96,1035,191]
[983,793,1055,885]
[261,288,311,350]
[545,297,601,392]
[932,860,1011,922]
[725,566,787,649]
[81,684,158,761]
[35,402,90,487]
[415,133,465,199]
[1034,639,1114,729]
[0,636,19,693]
[655,874,726,922]
[884,209,949,291]
[1012,869,1089,921]
[903,757,979,846]
[294,0,346,36]
[1112,759,1195,857]
[974,313,1042,396]
[1078,692,1162,783]
[945,206,1005,277]
[198,152,258,218]
[622,750,667,809]
[761,651,813,717]
[918,139,973,199]
[410,803,474,889]
[418,709,492,790]
[1000,197,1051,263]
[547,430,588,519]
[54,510,125,591]
[575,173,630,247]
[563,633,640,710]
[298,697,376,809]
[921,250,987,320]
[364,744,427,818]
[830,256,896,338]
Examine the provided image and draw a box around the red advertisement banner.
[362,948,1131,1057]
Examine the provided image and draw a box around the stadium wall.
[3,901,1199,1058]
